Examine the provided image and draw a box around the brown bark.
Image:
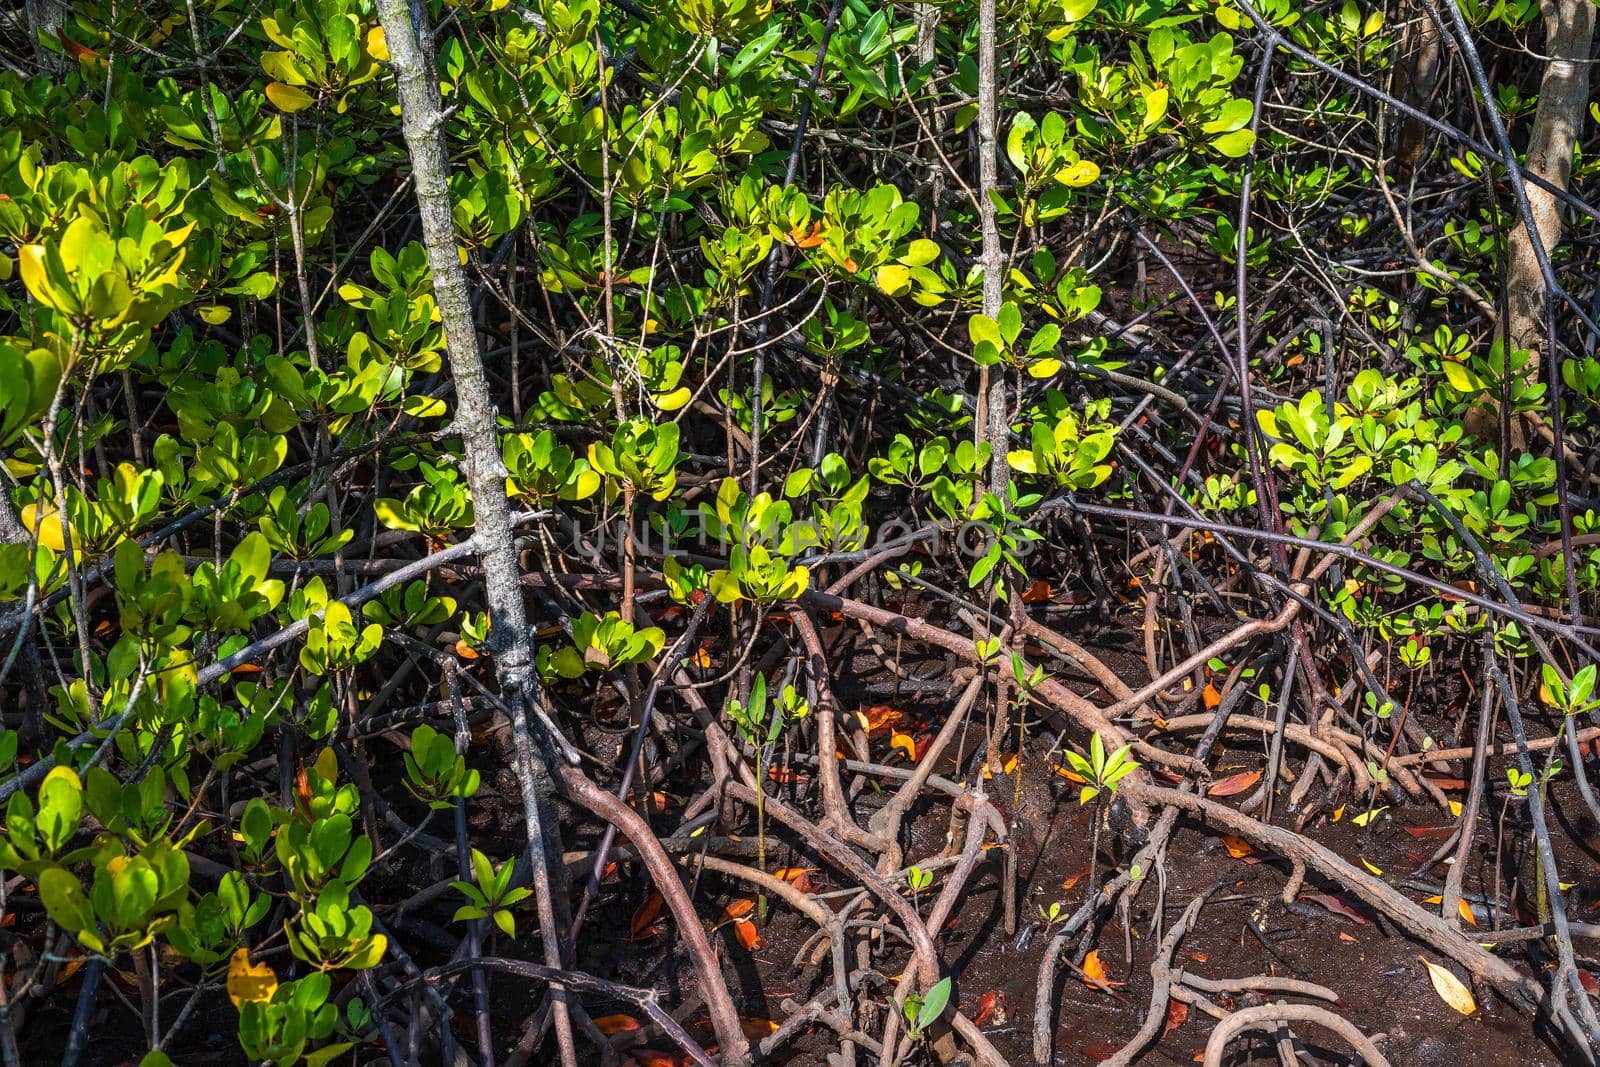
[1394,0,1444,173]
[1502,0,1595,430]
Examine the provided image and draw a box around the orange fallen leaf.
[1220,834,1254,859]
[722,898,756,921]
[731,917,762,951]
[1208,769,1262,797]
[455,639,480,659]
[1163,998,1188,1035]
[739,1017,779,1039]
[857,705,903,733]
[1022,579,1054,603]
[973,989,1005,1026]
[631,790,674,812]
[1053,764,1087,784]
[1082,949,1125,991]
[689,645,714,668]
[593,1014,643,1036]
[768,766,808,785]
[630,1050,691,1067]
[1201,682,1221,709]
[630,891,664,938]
[1338,931,1359,942]
[1061,865,1091,891]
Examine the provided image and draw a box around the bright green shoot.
[1061,733,1140,806]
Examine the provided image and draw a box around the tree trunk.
[976,0,1008,498]
[1503,0,1595,419]
[22,0,67,74]
[1394,0,1444,174]
[371,4,579,1066]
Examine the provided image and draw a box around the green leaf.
[38,867,94,934]
[917,976,952,1030]
[1211,129,1256,157]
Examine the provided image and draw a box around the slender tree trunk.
[916,4,947,212]
[371,5,578,1066]
[22,0,67,74]
[1394,0,1444,174]
[1504,0,1595,413]
[976,0,1007,496]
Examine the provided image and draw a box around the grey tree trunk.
[976,0,1008,499]
[370,4,578,1065]
[22,0,67,74]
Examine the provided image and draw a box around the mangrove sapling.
[725,675,808,923]
[1060,733,1141,894]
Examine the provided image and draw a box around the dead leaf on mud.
[1421,956,1476,1015]
[1082,950,1125,992]
[1220,834,1255,859]
[1208,769,1262,797]
[630,891,664,938]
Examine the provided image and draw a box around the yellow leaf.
[981,754,1019,781]
[197,304,232,324]
[20,502,73,553]
[1351,806,1386,827]
[1448,800,1463,818]
[889,732,917,762]
[1459,899,1477,926]
[366,25,389,62]
[1360,857,1383,876]
[1420,956,1476,1015]
[265,81,315,113]
[227,948,277,1008]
